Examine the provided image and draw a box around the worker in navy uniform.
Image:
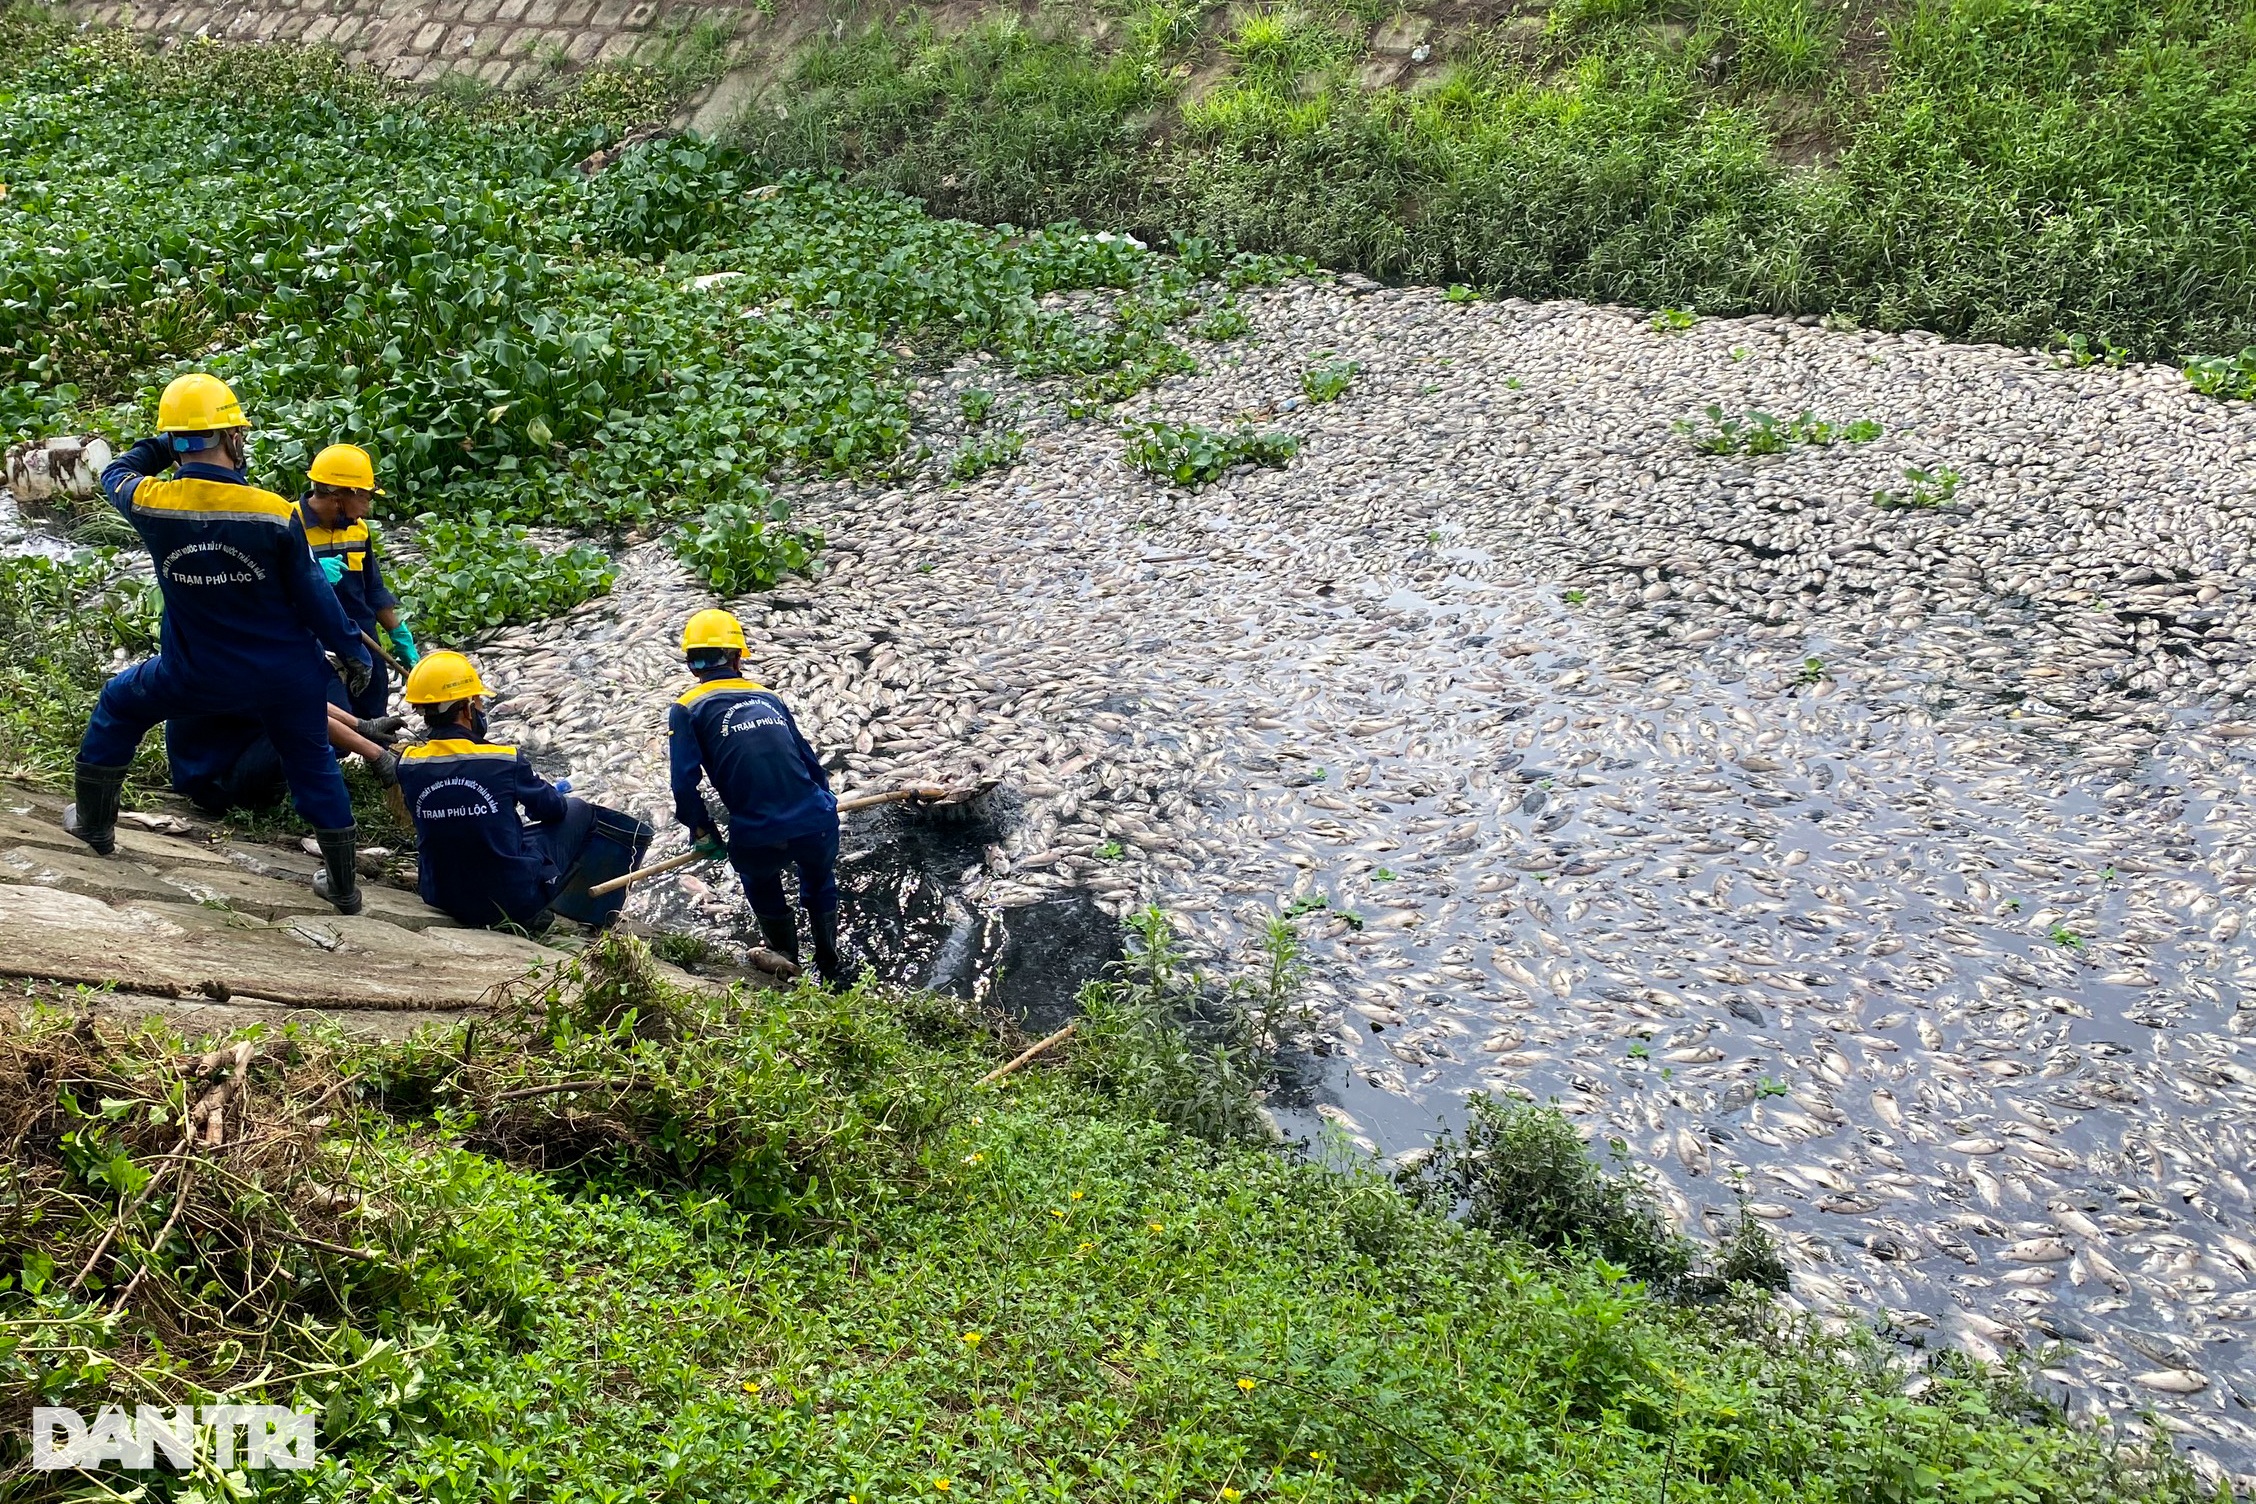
[297,442,418,719]
[395,651,651,932]
[166,703,402,817]
[668,608,861,988]
[66,373,375,914]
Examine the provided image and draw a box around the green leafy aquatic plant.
[1123,419,1299,486]
[397,515,616,640]
[669,498,821,597]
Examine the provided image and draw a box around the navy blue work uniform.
[298,499,397,720]
[165,714,286,815]
[398,736,652,931]
[81,440,371,831]
[668,676,840,920]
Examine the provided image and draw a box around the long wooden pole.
[973,1022,1077,1088]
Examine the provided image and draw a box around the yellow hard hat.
[681,609,746,654]
[155,373,248,434]
[403,650,490,705]
[307,442,383,495]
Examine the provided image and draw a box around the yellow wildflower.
[1237,1377,1257,1393]
[1069,1190,1084,1201]
[935,1480,951,1493]
[1222,1490,1242,1502]
[962,1331,982,1346]
[1148,1222,1165,1233]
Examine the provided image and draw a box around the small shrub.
[1651,306,1697,333]
[946,428,1024,481]
[2185,347,2256,400]
[958,387,997,426]
[398,513,616,639]
[1402,1095,1695,1292]
[1873,465,1961,509]
[669,497,821,596]
[1069,907,1282,1146]
[1301,359,1356,402]
[1124,419,1298,486]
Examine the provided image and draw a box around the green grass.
[746,0,2256,363]
[0,936,2206,1502]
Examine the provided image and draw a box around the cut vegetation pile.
[0,935,2215,1500]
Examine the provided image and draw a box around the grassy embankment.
[0,10,1283,804]
[745,0,2256,374]
[1,931,2211,1502]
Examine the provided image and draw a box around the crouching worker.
[669,609,861,988]
[167,704,401,817]
[396,651,651,932]
[65,373,375,915]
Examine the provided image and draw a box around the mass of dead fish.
[464,282,2256,1489]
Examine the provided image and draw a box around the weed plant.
[670,496,822,596]
[1125,418,1300,485]
[1301,358,1357,401]
[1873,464,1962,508]
[1679,405,1881,455]
[946,428,1026,481]
[2185,347,2256,401]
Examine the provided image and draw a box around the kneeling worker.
[395,651,651,932]
[669,609,860,987]
[167,704,401,818]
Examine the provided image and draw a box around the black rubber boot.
[63,760,130,856]
[755,910,800,965]
[312,826,364,916]
[808,907,865,992]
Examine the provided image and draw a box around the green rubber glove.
[317,556,346,585]
[691,830,726,861]
[387,622,420,667]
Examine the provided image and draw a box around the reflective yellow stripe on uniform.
[675,677,769,707]
[401,739,520,763]
[296,504,371,568]
[130,476,294,526]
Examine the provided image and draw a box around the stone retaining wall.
[59,0,771,114]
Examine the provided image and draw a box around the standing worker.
[65,373,375,914]
[395,650,652,932]
[298,442,418,719]
[668,609,861,988]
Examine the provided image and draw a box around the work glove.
[386,622,421,667]
[336,650,374,700]
[355,714,405,747]
[691,830,726,861]
[317,556,346,585]
[553,778,573,795]
[372,748,401,788]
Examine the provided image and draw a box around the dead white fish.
[2133,1369,2210,1395]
